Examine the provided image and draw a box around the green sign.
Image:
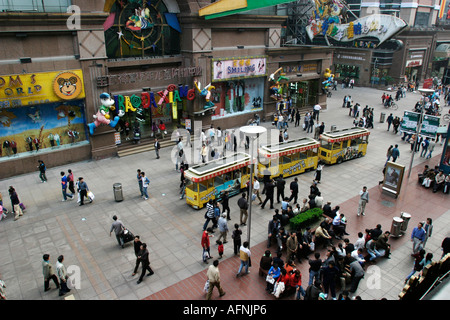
[400,111,421,134]
[421,115,440,137]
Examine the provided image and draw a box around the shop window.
[414,12,430,27]
[282,155,292,164]
[104,0,180,59]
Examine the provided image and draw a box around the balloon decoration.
[87,92,120,135]
[322,67,334,88]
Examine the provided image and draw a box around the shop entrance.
[287,80,319,108]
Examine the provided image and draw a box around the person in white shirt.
[252,176,262,204]
[313,104,321,121]
[351,248,365,266]
[206,259,226,300]
[354,232,365,251]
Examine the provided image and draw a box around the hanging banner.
[306,10,407,46]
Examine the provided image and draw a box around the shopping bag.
[203,280,210,293]
[87,191,95,201]
[266,275,275,284]
[77,193,81,204]
[19,203,26,211]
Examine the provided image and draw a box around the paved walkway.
[0,85,448,301]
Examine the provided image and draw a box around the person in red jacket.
[289,269,306,300]
[202,227,214,263]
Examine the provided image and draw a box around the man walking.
[38,160,47,183]
[261,179,275,209]
[411,222,426,255]
[289,177,299,204]
[206,260,226,300]
[237,193,248,226]
[276,174,286,203]
[60,171,73,202]
[357,186,369,216]
[56,255,71,296]
[77,177,90,206]
[216,213,229,245]
[220,191,231,220]
[136,243,154,284]
[392,144,400,162]
[236,241,251,277]
[42,254,59,292]
[313,103,321,121]
[154,138,161,159]
[109,215,125,248]
[202,227,214,263]
[252,176,263,205]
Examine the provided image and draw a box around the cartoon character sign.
[87,93,119,135]
[53,71,83,100]
[194,80,216,109]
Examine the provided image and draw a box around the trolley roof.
[259,137,320,158]
[185,152,252,182]
[320,127,370,143]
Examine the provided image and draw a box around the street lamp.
[239,125,267,248]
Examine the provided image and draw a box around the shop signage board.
[0,70,85,109]
[212,56,267,82]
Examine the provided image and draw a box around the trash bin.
[113,183,123,202]
[390,217,404,237]
[400,212,411,233]
[331,125,337,132]
[380,112,386,123]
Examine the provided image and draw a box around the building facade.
[0,0,332,179]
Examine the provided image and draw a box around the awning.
[434,43,450,61]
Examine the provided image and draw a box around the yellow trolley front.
[184,152,252,209]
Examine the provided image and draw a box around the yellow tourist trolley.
[184,152,252,209]
[318,127,370,165]
[257,137,320,179]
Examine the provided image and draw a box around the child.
[217,241,224,259]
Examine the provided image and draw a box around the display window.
[0,70,88,159]
[210,77,264,120]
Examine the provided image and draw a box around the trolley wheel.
[336,157,343,164]
[357,152,363,158]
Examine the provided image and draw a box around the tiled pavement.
[0,85,448,301]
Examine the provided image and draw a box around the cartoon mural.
[87,93,120,135]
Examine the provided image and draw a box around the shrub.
[289,207,323,231]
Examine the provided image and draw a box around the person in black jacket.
[276,175,286,203]
[237,193,248,226]
[289,178,299,204]
[8,186,23,221]
[220,191,231,220]
[136,243,154,284]
[267,216,280,248]
[132,236,143,276]
[261,179,275,209]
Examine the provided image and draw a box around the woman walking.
[8,186,23,221]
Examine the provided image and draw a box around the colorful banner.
[0,69,85,108]
[212,57,267,82]
[306,5,407,46]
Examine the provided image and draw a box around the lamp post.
[239,125,267,248]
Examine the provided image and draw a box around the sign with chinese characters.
[306,6,407,46]
[212,57,267,82]
[400,111,420,134]
[421,115,440,138]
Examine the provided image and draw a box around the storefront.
[0,70,89,159]
[210,56,266,121]
[404,49,426,83]
[332,50,372,86]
